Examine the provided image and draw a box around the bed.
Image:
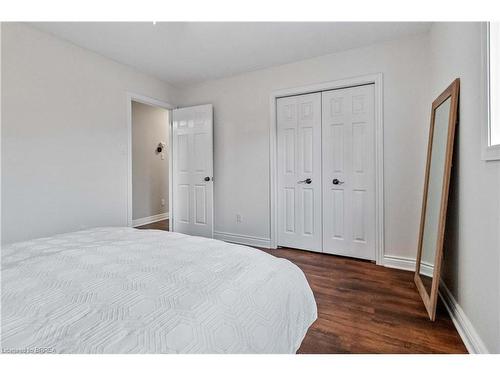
[1,227,317,353]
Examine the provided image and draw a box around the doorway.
[126,95,214,238]
[130,99,171,229]
[270,74,385,263]
[126,93,174,230]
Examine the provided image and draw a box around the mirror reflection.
[419,97,451,295]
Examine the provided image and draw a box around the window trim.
[481,22,500,161]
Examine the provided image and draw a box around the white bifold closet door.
[172,104,214,238]
[322,85,375,260]
[277,85,375,261]
[277,93,322,251]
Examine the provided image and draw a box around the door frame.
[126,92,175,228]
[269,73,385,265]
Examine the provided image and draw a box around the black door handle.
[332,178,344,185]
[298,178,312,184]
[204,176,211,182]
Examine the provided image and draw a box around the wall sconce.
[156,142,166,154]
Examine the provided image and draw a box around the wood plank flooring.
[136,219,467,354]
[135,219,169,231]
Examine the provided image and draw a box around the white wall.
[1,23,179,244]
[0,22,3,246]
[178,34,431,258]
[132,101,169,220]
[429,22,500,353]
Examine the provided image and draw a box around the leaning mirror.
[415,79,460,321]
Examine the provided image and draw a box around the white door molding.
[269,73,385,265]
[126,92,174,228]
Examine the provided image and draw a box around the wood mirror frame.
[414,78,460,321]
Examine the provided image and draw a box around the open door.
[172,104,214,238]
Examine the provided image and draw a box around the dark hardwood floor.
[135,219,169,231]
[263,248,466,353]
[136,219,467,354]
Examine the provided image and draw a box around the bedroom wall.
[0,22,3,246]
[132,101,169,221]
[1,23,179,244]
[429,22,500,353]
[177,33,431,260]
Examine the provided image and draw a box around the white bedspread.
[1,228,317,353]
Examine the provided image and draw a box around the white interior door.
[322,85,375,260]
[277,93,322,251]
[172,104,213,237]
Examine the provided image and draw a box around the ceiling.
[31,22,432,87]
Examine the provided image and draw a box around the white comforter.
[1,228,317,353]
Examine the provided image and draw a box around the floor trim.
[132,213,169,227]
[383,255,488,354]
[438,281,489,354]
[383,255,433,277]
[214,231,271,248]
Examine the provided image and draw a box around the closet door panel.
[277,93,322,251]
[322,85,375,260]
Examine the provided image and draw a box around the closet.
[276,84,375,260]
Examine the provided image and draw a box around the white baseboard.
[438,281,489,354]
[132,212,169,227]
[214,231,271,248]
[383,255,489,354]
[383,255,416,271]
[383,255,433,277]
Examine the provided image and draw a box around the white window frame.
[481,22,500,161]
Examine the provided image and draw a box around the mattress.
[1,227,317,353]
